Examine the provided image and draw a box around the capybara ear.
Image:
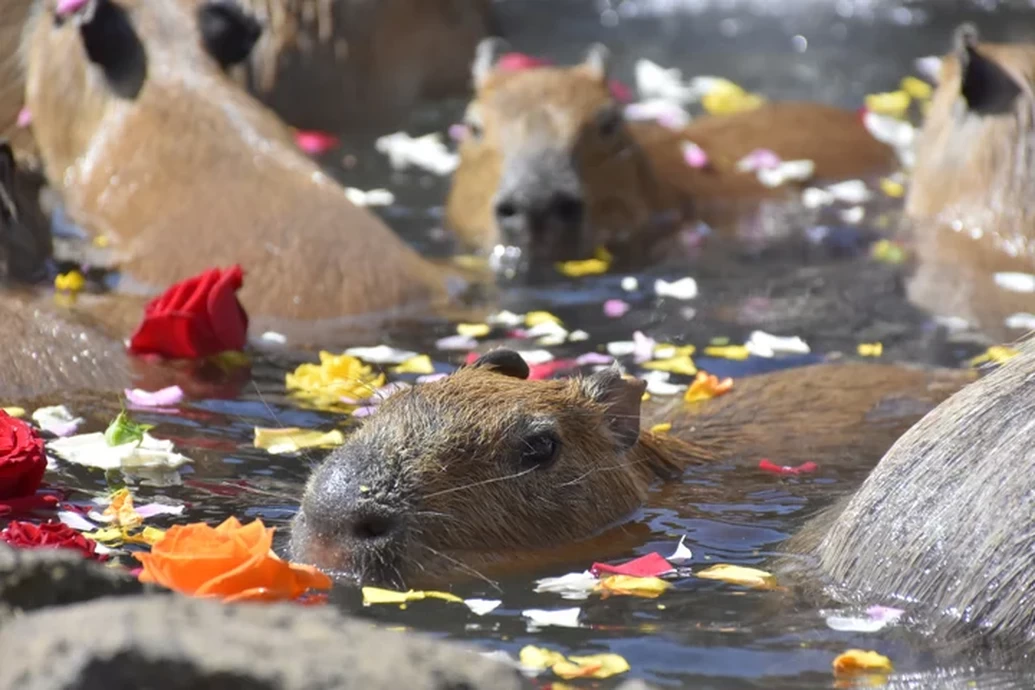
[580,366,645,451]
[953,23,1022,114]
[472,37,508,89]
[197,1,263,70]
[469,348,530,380]
[74,0,147,99]
[581,43,611,84]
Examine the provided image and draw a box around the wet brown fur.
[291,355,972,585]
[22,0,451,325]
[781,335,1035,658]
[235,0,497,131]
[446,54,897,265]
[904,27,1035,342]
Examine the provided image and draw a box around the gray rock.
[0,542,149,622]
[0,594,532,690]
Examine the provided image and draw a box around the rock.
[0,542,149,622]
[0,594,531,690]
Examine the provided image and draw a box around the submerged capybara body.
[236,0,498,132]
[904,25,1035,342]
[290,348,972,586]
[783,336,1035,658]
[446,40,897,277]
[22,0,451,325]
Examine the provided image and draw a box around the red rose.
[128,265,249,359]
[0,412,46,500]
[0,521,103,560]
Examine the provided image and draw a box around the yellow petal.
[642,356,697,376]
[653,344,696,359]
[82,527,127,545]
[391,354,436,375]
[124,526,167,546]
[695,564,777,590]
[457,323,491,338]
[556,257,610,278]
[103,488,142,529]
[2,407,26,418]
[702,81,766,116]
[553,654,631,680]
[684,372,734,403]
[969,345,1020,368]
[54,270,86,293]
[833,649,893,675]
[596,575,672,599]
[253,427,346,455]
[640,392,651,402]
[865,90,911,119]
[857,342,883,357]
[285,352,385,408]
[362,587,463,606]
[870,239,907,265]
[526,311,562,327]
[879,178,905,198]
[92,235,111,248]
[519,646,568,670]
[703,345,750,361]
[900,76,932,100]
[650,422,672,434]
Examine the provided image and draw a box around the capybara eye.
[519,432,560,470]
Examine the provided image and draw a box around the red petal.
[497,53,553,72]
[758,459,818,476]
[294,130,340,156]
[591,552,675,578]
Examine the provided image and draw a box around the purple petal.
[17,107,31,128]
[124,385,185,407]
[56,0,89,15]
[352,406,377,418]
[603,299,631,318]
[57,510,98,531]
[575,352,614,366]
[417,373,449,384]
[448,123,469,142]
[738,148,782,171]
[866,605,905,623]
[436,334,478,351]
[681,141,709,169]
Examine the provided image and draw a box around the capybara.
[2,0,496,148]
[234,0,498,132]
[782,334,1035,659]
[446,40,898,278]
[0,143,130,400]
[904,24,1035,343]
[290,348,973,586]
[22,0,452,326]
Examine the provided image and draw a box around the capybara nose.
[300,460,401,544]
[494,191,586,245]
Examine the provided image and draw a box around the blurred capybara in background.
[235,0,499,132]
[290,348,972,586]
[782,335,1035,660]
[22,0,454,326]
[446,40,897,279]
[905,24,1035,343]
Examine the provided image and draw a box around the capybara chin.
[781,334,1035,659]
[290,348,972,587]
[904,24,1035,343]
[445,39,897,281]
[22,0,450,325]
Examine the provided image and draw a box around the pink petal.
[294,130,339,156]
[16,108,31,128]
[124,385,185,407]
[738,148,782,172]
[758,459,818,476]
[436,334,478,351]
[527,359,577,381]
[448,123,469,142]
[134,503,185,519]
[609,80,634,104]
[56,0,88,15]
[352,406,377,418]
[591,552,675,578]
[575,352,614,366]
[682,141,709,169]
[603,299,631,318]
[417,373,448,384]
[497,53,552,72]
[632,331,656,364]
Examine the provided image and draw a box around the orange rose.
[134,517,332,603]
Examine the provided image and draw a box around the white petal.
[522,607,582,629]
[994,272,1035,293]
[668,535,693,563]
[654,277,699,300]
[344,345,419,364]
[534,571,598,600]
[48,432,191,470]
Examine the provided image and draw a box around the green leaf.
[103,410,154,447]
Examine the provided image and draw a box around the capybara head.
[446,40,659,279]
[290,349,674,586]
[23,0,263,170]
[0,141,50,283]
[907,24,1035,234]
